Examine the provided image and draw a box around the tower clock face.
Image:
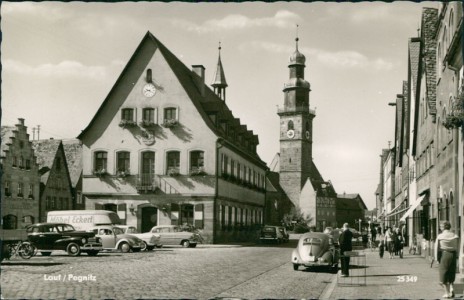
[142,83,156,97]
[287,129,295,139]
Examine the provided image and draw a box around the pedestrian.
[338,223,353,277]
[371,226,377,244]
[384,227,395,259]
[395,227,404,258]
[435,221,459,298]
[376,227,385,258]
[392,227,399,256]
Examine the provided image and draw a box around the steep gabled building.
[1,118,40,229]
[32,139,74,222]
[62,139,84,210]
[78,31,267,243]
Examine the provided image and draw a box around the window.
[288,120,294,130]
[5,182,11,197]
[190,151,204,173]
[19,157,24,169]
[77,192,83,204]
[141,151,155,175]
[222,154,229,175]
[17,182,23,197]
[28,184,34,199]
[142,108,155,123]
[26,159,31,170]
[166,151,180,174]
[3,215,17,229]
[164,107,177,121]
[237,162,241,180]
[12,156,17,167]
[121,108,134,121]
[231,160,235,178]
[117,151,130,173]
[449,10,454,42]
[94,151,108,173]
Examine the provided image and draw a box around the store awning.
[400,195,426,222]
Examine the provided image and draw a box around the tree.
[282,205,313,233]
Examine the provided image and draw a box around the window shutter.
[154,107,158,124]
[171,203,179,225]
[95,203,103,210]
[175,106,179,122]
[118,203,127,224]
[194,204,204,229]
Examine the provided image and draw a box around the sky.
[1,1,440,210]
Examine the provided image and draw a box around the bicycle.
[4,240,37,260]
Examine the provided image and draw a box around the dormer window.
[208,113,217,125]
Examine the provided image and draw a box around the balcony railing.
[136,173,157,191]
[277,106,316,115]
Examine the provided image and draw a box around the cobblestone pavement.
[326,247,447,300]
[1,242,335,299]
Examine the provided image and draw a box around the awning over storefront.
[400,195,426,222]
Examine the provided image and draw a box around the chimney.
[192,65,205,97]
[18,118,25,126]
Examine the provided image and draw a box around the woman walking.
[384,227,395,259]
[435,221,459,298]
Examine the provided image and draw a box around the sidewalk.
[321,247,460,299]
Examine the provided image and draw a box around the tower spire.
[212,41,228,101]
[296,24,299,51]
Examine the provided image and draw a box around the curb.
[319,273,337,299]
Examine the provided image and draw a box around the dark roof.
[421,7,438,117]
[32,139,61,184]
[336,193,368,210]
[266,171,286,194]
[62,139,83,188]
[78,31,264,166]
[307,161,337,196]
[408,38,421,96]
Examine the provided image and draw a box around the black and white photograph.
[1,1,463,299]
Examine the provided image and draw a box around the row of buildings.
[2,31,366,243]
[376,3,463,271]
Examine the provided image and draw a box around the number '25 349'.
[397,275,418,282]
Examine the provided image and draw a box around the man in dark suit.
[339,223,353,277]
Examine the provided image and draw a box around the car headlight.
[81,237,87,244]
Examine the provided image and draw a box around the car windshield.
[113,227,124,235]
[263,227,275,233]
[126,227,137,234]
[303,237,322,245]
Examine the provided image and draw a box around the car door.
[96,228,117,249]
[41,225,63,250]
[152,227,171,245]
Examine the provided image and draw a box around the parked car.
[26,223,102,257]
[117,225,162,251]
[91,225,144,253]
[149,225,201,248]
[292,232,339,273]
[277,226,290,243]
[259,225,284,244]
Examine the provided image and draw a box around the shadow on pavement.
[1,261,65,266]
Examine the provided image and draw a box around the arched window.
[438,43,442,77]
[3,214,17,229]
[117,151,130,173]
[190,150,204,173]
[166,151,180,175]
[22,215,34,227]
[287,120,294,130]
[449,10,454,42]
[94,151,108,173]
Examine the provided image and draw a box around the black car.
[26,223,103,256]
[259,225,284,243]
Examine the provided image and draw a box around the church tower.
[278,34,316,208]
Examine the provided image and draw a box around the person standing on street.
[377,227,385,258]
[395,227,404,258]
[339,223,353,277]
[384,227,395,259]
[435,221,459,298]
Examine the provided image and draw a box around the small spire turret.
[212,42,228,101]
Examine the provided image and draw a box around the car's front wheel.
[293,263,299,271]
[141,242,148,251]
[182,240,190,248]
[67,243,81,256]
[119,242,131,253]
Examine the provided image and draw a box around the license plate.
[308,256,316,262]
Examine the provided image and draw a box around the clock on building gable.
[142,68,156,98]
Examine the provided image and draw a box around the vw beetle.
[291,232,339,272]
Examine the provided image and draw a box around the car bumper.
[82,243,103,251]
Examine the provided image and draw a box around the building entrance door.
[141,207,158,233]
